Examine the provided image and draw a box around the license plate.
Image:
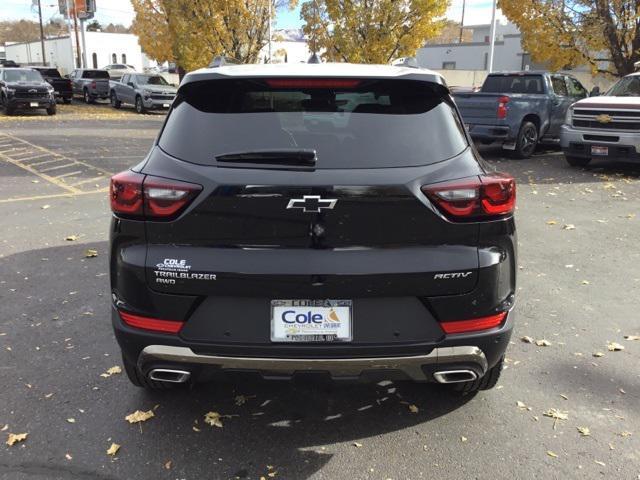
[163,103,170,108]
[271,300,352,342]
[591,145,608,156]
[30,102,38,107]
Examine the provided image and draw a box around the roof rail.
[208,56,240,68]
[391,57,419,68]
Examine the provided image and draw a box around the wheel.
[122,353,174,390]
[110,91,121,109]
[565,155,591,167]
[63,98,72,104]
[449,356,504,394]
[135,95,146,114]
[46,104,57,115]
[83,89,93,104]
[512,121,538,159]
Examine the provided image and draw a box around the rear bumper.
[468,124,514,142]
[560,124,640,161]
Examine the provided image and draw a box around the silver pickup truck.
[70,68,110,103]
[109,73,177,114]
[453,72,590,158]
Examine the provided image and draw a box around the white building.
[5,32,145,75]
[261,29,312,64]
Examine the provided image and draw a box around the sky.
[1,0,506,30]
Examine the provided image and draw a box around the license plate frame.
[591,145,608,156]
[270,299,353,343]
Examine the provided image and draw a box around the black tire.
[63,98,72,104]
[110,91,121,109]
[565,155,591,167]
[122,353,174,390]
[450,356,504,394]
[83,89,93,104]
[46,104,57,115]
[135,95,145,114]
[512,121,538,159]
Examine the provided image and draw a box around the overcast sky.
[1,0,506,30]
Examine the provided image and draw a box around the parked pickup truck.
[31,67,72,104]
[561,72,640,167]
[109,73,177,113]
[70,68,110,103]
[453,71,590,158]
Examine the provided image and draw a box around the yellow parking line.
[28,158,65,167]
[0,189,108,204]
[0,151,80,194]
[55,170,83,179]
[69,176,108,187]
[39,162,79,173]
[17,152,51,162]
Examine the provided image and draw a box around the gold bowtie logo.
[595,114,613,124]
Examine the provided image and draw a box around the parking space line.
[54,170,84,179]
[29,158,67,167]
[39,162,79,173]
[69,176,108,187]
[0,151,80,194]
[0,189,107,204]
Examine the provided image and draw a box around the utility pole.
[459,0,466,43]
[267,0,272,63]
[72,6,82,68]
[36,0,46,65]
[80,18,87,67]
[487,0,497,73]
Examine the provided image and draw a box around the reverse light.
[265,78,362,89]
[440,312,507,334]
[110,170,202,219]
[119,310,184,334]
[422,173,516,221]
[497,96,510,119]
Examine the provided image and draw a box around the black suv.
[0,67,56,115]
[110,64,516,394]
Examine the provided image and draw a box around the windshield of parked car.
[137,75,169,86]
[481,74,544,94]
[4,69,44,82]
[82,70,109,79]
[159,78,468,169]
[605,76,640,96]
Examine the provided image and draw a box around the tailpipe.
[148,368,191,384]
[433,369,478,384]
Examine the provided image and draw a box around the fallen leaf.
[536,339,552,347]
[41,205,50,210]
[607,342,624,352]
[204,411,223,428]
[562,224,575,230]
[106,443,120,456]
[546,450,558,458]
[67,418,76,424]
[353,441,363,448]
[100,366,122,378]
[618,431,632,437]
[65,235,79,241]
[125,410,154,424]
[593,352,604,357]
[460,436,467,442]
[521,336,535,343]
[84,249,98,258]
[546,220,557,225]
[0,425,7,432]
[192,426,201,432]
[65,453,72,460]
[594,460,605,467]
[624,335,640,341]
[516,401,528,410]
[408,404,419,414]
[164,460,172,469]
[577,426,590,436]
[6,432,28,446]
[581,280,590,285]
[559,394,568,400]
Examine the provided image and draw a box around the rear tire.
[512,121,538,159]
[83,89,93,104]
[122,353,174,390]
[46,104,57,115]
[565,155,591,167]
[110,91,121,109]
[63,98,72,104]
[135,95,145,114]
[449,356,504,394]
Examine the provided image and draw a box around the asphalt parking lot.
[1,103,639,480]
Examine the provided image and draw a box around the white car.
[103,64,136,80]
[561,72,640,166]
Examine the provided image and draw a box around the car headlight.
[142,89,152,97]
[564,106,574,126]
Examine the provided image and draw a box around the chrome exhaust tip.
[433,369,478,384]
[148,368,191,383]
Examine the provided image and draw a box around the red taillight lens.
[265,78,362,89]
[110,170,144,215]
[110,171,202,219]
[90,80,96,88]
[422,173,515,221]
[440,312,507,334]
[497,96,509,119]
[119,310,184,334]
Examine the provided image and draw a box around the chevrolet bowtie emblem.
[595,114,613,124]
[286,195,337,213]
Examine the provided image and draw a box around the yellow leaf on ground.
[65,453,72,460]
[408,404,419,413]
[536,339,552,347]
[6,432,28,446]
[106,443,120,456]
[607,342,624,351]
[65,235,79,241]
[204,411,223,428]
[594,460,605,467]
[164,460,172,469]
[543,409,568,421]
[577,426,590,436]
[562,224,575,230]
[546,220,557,225]
[521,336,534,343]
[125,410,154,424]
[66,418,76,423]
[593,352,604,357]
[624,335,640,341]
[84,249,98,258]
[546,450,558,458]
[353,441,363,447]
[101,366,122,378]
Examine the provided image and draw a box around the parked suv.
[0,67,56,115]
[109,63,517,394]
[561,72,640,166]
[70,68,110,103]
[110,73,177,113]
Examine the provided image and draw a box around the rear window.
[481,74,544,94]
[82,70,109,79]
[39,68,61,77]
[159,78,468,168]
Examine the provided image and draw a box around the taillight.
[90,80,96,88]
[497,96,509,119]
[265,78,362,89]
[119,310,184,334]
[422,173,515,221]
[440,312,507,334]
[110,170,201,219]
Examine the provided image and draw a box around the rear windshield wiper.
[215,149,317,167]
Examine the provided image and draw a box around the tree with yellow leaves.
[131,0,282,72]
[300,0,448,64]
[499,0,639,76]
